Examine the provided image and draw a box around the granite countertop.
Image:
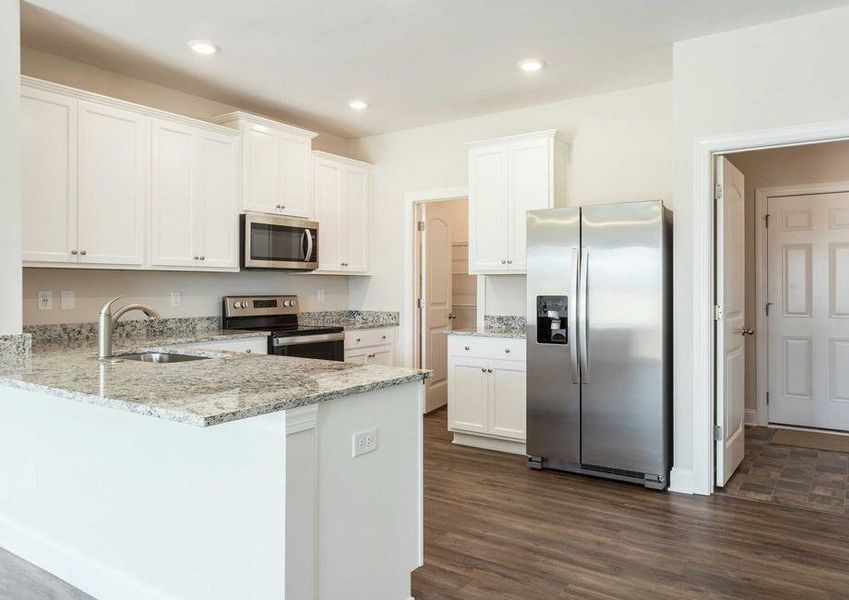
[334,322,398,331]
[445,329,526,339]
[0,343,429,427]
[31,328,270,353]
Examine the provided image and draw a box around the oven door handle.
[303,229,314,262]
[272,332,344,347]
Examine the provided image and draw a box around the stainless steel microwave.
[240,213,318,271]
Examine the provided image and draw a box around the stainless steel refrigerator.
[526,201,671,489]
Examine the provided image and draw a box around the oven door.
[271,333,345,361]
[241,213,319,270]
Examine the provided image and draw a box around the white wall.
[19,48,355,325]
[348,81,674,321]
[672,5,849,489]
[0,0,22,334]
[727,141,849,413]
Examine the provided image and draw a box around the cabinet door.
[469,145,509,273]
[279,134,313,218]
[448,357,488,433]
[488,359,527,440]
[197,131,238,269]
[77,101,146,265]
[343,165,370,273]
[21,87,78,263]
[243,123,280,214]
[509,138,551,272]
[366,346,395,367]
[314,159,343,271]
[345,349,368,364]
[150,119,198,267]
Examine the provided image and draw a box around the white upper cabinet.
[212,112,317,219]
[150,119,238,270]
[21,77,240,272]
[466,130,567,274]
[21,86,78,263]
[313,152,372,275]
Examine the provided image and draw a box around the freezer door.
[526,208,581,465]
[579,201,669,476]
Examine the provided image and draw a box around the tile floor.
[719,426,849,515]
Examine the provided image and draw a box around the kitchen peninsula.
[0,331,427,600]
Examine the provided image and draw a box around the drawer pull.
[244,349,252,354]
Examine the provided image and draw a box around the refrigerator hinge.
[714,305,724,321]
[763,213,770,228]
[714,425,723,442]
[417,221,426,232]
[715,183,723,201]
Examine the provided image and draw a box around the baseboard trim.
[668,466,694,495]
[0,514,174,600]
[452,432,526,455]
[744,408,759,426]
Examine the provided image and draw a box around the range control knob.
[241,301,249,308]
[233,301,241,309]
[291,300,297,307]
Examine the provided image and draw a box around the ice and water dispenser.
[535,296,568,344]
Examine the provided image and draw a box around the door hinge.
[765,302,773,316]
[714,425,723,442]
[417,221,426,232]
[714,305,724,320]
[416,298,423,309]
[763,214,770,228]
[715,183,723,201]
[766,392,770,406]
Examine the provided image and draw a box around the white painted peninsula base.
[0,382,423,600]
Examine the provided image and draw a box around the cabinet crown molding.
[462,129,568,147]
[21,76,238,137]
[312,150,373,169]
[211,111,319,139]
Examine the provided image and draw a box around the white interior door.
[422,204,453,413]
[768,192,849,430]
[716,156,747,487]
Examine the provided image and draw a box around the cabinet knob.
[244,349,252,353]
[382,335,386,340]
[356,338,361,342]
[507,260,513,264]
[487,368,493,373]
[281,205,286,210]
[80,250,87,256]
[505,348,510,353]
[501,259,506,264]
[70,249,78,255]
[200,256,205,261]
[481,368,486,373]
[194,256,199,260]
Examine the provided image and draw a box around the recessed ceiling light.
[349,99,369,110]
[518,58,545,73]
[188,40,220,55]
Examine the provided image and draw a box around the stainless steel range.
[222,295,344,361]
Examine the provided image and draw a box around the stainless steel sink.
[118,352,212,364]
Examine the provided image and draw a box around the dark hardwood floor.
[3,410,849,599]
[413,409,849,599]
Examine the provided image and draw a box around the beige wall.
[672,5,849,487]
[1,0,22,334]
[726,141,849,413]
[348,81,674,321]
[19,48,356,325]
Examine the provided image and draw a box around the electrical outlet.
[170,291,182,308]
[317,288,325,304]
[60,290,75,310]
[352,428,378,458]
[38,290,53,311]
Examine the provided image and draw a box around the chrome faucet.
[98,296,161,360]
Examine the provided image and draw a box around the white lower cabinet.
[448,335,526,454]
[344,327,396,366]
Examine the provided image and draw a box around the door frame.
[689,119,849,496]
[753,181,849,427]
[402,187,484,374]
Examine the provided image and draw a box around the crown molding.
[211,111,319,139]
[312,150,373,168]
[462,129,568,147]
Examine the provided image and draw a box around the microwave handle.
[303,229,314,261]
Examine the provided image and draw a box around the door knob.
[448,313,456,320]
[737,328,755,336]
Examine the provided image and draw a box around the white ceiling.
[21,0,849,138]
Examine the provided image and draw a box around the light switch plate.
[170,291,181,308]
[352,428,378,458]
[317,288,325,304]
[60,290,75,310]
[38,290,53,311]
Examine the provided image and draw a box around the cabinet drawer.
[345,327,396,349]
[448,335,525,362]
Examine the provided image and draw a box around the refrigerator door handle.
[569,247,580,384]
[579,247,589,384]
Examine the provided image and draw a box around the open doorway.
[415,198,478,413]
[714,140,849,513]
